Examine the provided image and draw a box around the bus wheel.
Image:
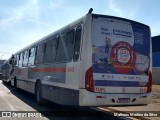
[14,78,19,91]
[35,82,43,105]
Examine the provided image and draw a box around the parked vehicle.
[9,9,152,106]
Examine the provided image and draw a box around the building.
[152,35,160,84]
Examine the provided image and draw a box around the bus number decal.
[95,87,105,92]
[140,88,147,93]
[68,67,74,72]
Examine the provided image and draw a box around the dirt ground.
[152,84,160,103]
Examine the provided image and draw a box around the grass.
[152,84,160,103]
[152,84,160,93]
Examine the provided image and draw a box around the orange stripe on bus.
[33,68,66,72]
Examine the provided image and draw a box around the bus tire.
[14,78,19,91]
[35,82,44,105]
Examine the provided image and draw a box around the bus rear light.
[147,71,152,93]
[85,67,94,92]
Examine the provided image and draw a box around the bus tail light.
[85,67,94,92]
[147,71,152,93]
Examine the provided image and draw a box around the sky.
[0,0,160,60]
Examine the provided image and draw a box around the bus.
[1,56,14,84]
[10,9,152,106]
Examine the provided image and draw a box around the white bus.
[10,10,152,106]
[1,56,14,84]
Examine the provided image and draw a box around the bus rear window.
[73,27,82,62]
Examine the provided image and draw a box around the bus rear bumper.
[79,89,152,106]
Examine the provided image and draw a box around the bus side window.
[17,54,20,67]
[52,38,58,63]
[66,30,75,62]
[55,35,68,63]
[22,50,28,67]
[28,47,35,66]
[44,39,53,64]
[35,43,45,64]
[19,52,24,67]
[15,55,19,67]
[73,27,82,62]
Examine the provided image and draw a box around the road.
[0,80,127,120]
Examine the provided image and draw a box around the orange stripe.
[33,68,66,72]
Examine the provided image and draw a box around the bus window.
[35,43,45,64]
[42,42,46,53]
[18,54,20,60]
[35,46,38,56]
[23,50,28,67]
[44,39,53,64]
[19,52,24,67]
[15,55,19,67]
[73,27,82,62]
[66,30,75,62]
[52,38,58,63]
[17,54,20,67]
[28,47,35,66]
[55,35,68,63]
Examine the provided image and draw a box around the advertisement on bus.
[92,17,150,74]
[92,17,150,90]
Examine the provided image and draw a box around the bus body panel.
[80,14,93,89]
[65,62,81,90]
[79,89,151,106]
[91,16,150,94]
[14,60,81,106]
[11,16,85,106]
[41,84,79,105]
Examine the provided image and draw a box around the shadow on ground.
[1,81,123,120]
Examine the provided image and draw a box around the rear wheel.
[14,78,19,91]
[35,82,43,105]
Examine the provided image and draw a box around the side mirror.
[9,60,12,64]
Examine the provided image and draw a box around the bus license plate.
[117,98,130,103]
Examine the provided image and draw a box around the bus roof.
[14,16,85,55]
[13,13,150,55]
[92,14,150,28]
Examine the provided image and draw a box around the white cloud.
[0,0,51,60]
[26,19,55,28]
[0,7,24,30]
[107,0,138,19]
[49,0,64,10]
[0,0,40,31]
[108,0,124,17]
